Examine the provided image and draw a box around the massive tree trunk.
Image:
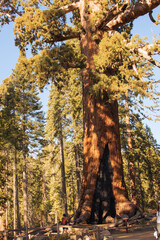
[76,89,136,223]
[75,0,136,223]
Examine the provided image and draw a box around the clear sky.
[0,5,160,144]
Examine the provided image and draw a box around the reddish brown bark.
[76,87,136,222]
[74,2,136,223]
[108,0,160,29]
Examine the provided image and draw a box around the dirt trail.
[112,230,154,240]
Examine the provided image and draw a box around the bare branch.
[136,47,160,68]
[149,10,156,23]
[132,62,144,82]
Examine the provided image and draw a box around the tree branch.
[107,0,160,29]
[46,31,81,44]
[126,41,160,68]
[149,10,156,23]
[0,0,22,22]
[0,11,15,21]
[106,29,160,69]
[58,1,80,14]
[93,3,129,31]
[135,47,160,68]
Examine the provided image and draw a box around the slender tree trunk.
[22,110,29,230]
[13,149,16,232]
[22,152,28,228]
[0,209,5,232]
[145,143,155,198]
[13,147,21,232]
[22,119,28,229]
[137,160,145,213]
[75,0,136,223]
[42,169,47,225]
[59,125,68,215]
[5,149,9,231]
[146,157,154,197]
[125,94,137,205]
[74,143,81,200]
[5,202,8,231]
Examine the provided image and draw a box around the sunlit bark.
[74,0,137,223]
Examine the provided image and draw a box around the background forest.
[0,0,160,232]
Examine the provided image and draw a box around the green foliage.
[29,40,85,90]
[120,110,160,211]
[94,32,154,100]
[0,155,8,207]
[45,65,83,217]
[0,54,46,227]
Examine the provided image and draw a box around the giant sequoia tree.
[1,0,160,223]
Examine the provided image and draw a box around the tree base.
[116,200,137,218]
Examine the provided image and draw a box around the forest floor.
[110,223,155,240]
[109,213,157,239]
[112,230,154,240]
[26,222,156,240]
[12,212,157,240]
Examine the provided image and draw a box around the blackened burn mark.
[90,143,116,224]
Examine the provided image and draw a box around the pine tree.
[0,77,22,230]
[0,54,46,228]
[46,83,68,215]
[65,67,83,200]
[12,56,45,228]
[120,110,160,211]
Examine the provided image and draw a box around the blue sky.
[0,6,160,144]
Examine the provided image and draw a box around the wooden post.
[26,225,28,240]
[95,228,100,240]
[123,218,128,233]
[57,221,59,237]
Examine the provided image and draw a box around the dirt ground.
[112,230,154,240]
